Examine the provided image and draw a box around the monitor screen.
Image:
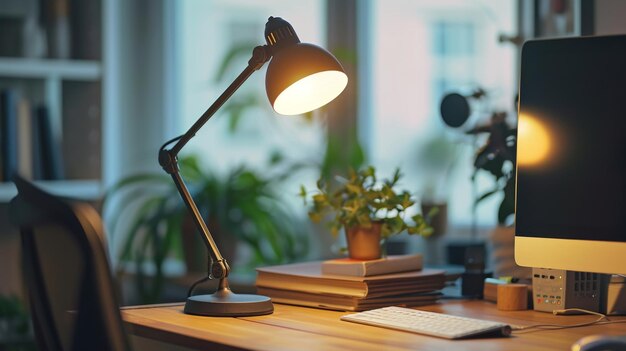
[515,35,626,274]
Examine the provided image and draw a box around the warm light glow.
[273,70,348,115]
[518,114,551,166]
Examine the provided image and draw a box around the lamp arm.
[158,45,271,280]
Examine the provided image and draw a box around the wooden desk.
[122,300,626,351]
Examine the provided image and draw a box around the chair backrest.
[9,176,131,351]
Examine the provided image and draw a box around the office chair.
[9,176,131,351]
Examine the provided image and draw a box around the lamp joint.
[158,149,179,174]
[249,45,270,71]
[210,259,230,279]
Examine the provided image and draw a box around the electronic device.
[340,306,511,339]
[461,245,492,298]
[532,268,605,313]
[515,35,626,275]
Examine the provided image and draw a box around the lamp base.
[184,284,273,317]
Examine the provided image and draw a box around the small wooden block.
[483,281,499,303]
[497,284,528,311]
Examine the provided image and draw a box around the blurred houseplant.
[469,110,530,278]
[417,133,460,237]
[106,41,317,303]
[0,295,33,350]
[439,89,516,226]
[106,154,308,303]
[301,166,435,260]
[471,112,516,226]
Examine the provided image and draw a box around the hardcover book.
[257,287,441,312]
[256,261,445,299]
[0,90,18,182]
[321,254,423,277]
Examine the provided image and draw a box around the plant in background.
[417,133,460,202]
[106,154,308,303]
[301,166,436,246]
[0,294,33,349]
[471,112,517,225]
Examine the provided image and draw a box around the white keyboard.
[340,306,512,339]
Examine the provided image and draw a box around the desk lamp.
[158,17,348,317]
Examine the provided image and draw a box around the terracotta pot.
[345,222,382,260]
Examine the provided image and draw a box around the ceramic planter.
[345,222,382,260]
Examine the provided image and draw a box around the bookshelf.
[0,58,101,80]
[0,0,104,200]
[0,179,102,202]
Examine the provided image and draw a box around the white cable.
[512,308,611,332]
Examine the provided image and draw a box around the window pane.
[173,0,327,265]
[367,0,517,228]
[175,0,326,174]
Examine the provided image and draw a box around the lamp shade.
[266,43,348,116]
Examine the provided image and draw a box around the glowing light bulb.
[272,70,348,116]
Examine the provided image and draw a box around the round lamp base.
[184,288,273,317]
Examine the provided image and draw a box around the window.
[174,0,326,175]
[365,1,517,230]
[172,1,329,264]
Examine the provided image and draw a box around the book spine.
[17,98,33,179]
[31,104,42,180]
[1,90,19,182]
[256,274,367,298]
[34,104,64,180]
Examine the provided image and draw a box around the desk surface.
[122,300,626,351]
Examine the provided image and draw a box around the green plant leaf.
[118,196,164,262]
[303,164,433,241]
[299,185,307,201]
[214,43,256,81]
[222,93,260,133]
[103,173,170,203]
[474,188,499,206]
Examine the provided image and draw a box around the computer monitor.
[515,35,626,275]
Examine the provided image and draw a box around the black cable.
[160,135,183,152]
[187,275,213,298]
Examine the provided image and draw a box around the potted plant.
[0,295,32,348]
[470,111,531,278]
[472,112,516,226]
[106,154,309,303]
[417,133,461,237]
[300,166,435,260]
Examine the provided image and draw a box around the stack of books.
[256,254,445,312]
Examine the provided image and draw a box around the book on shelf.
[257,287,442,312]
[31,103,43,180]
[256,261,445,299]
[1,89,18,182]
[321,254,423,277]
[17,98,33,179]
[34,104,64,180]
